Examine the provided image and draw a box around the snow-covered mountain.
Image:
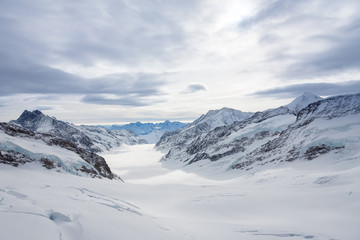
[157,93,360,175]
[101,120,187,144]
[235,92,360,169]
[11,110,146,152]
[1,93,359,240]
[285,92,322,114]
[156,107,253,151]
[0,122,118,179]
[186,107,253,132]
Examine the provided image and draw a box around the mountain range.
[1,92,359,179]
[0,110,149,179]
[100,120,187,143]
[1,92,359,240]
[156,92,360,176]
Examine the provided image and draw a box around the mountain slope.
[233,93,360,170]
[0,122,118,179]
[158,93,360,175]
[11,110,145,152]
[156,107,253,151]
[186,107,253,132]
[159,106,294,170]
[285,92,322,114]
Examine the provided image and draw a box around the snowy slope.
[139,129,168,144]
[11,110,145,152]
[0,123,117,179]
[186,107,253,131]
[158,93,360,176]
[160,106,295,172]
[234,93,360,170]
[1,144,359,240]
[156,107,253,151]
[285,92,322,114]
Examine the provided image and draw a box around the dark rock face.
[304,144,344,161]
[0,122,118,180]
[0,150,34,167]
[13,110,46,131]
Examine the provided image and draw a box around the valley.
[0,143,359,240]
[1,93,360,240]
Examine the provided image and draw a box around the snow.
[186,107,253,131]
[285,92,322,114]
[139,129,167,144]
[0,131,84,167]
[1,144,359,240]
[100,121,187,143]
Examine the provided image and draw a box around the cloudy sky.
[1,0,360,124]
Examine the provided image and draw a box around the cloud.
[181,83,207,94]
[33,106,54,111]
[252,80,360,98]
[239,0,304,29]
[0,0,204,107]
[239,0,360,79]
[0,0,201,68]
[0,57,168,106]
[82,94,165,106]
[280,20,360,79]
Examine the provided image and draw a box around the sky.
[1,0,360,124]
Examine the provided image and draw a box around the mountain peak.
[19,109,44,119]
[185,107,253,132]
[285,93,322,114]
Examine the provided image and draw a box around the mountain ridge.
[11,110,146,152]
[100,120,187,144]
[157,92,360,175]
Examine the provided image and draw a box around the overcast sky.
[1,0,360,124]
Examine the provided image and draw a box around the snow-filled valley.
[1,143,359,240]
[1,93,360,240]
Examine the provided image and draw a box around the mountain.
[285,92,322,114]
[232,93,360,169]
[186,107,253,132]
[0,122,118,179]
[101,120,187,144]
[157,93,360,175]
[156,107,253,152]
[11,110,146,152]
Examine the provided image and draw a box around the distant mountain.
[10,110,146,152]
[156,93,360,174]
[156,107,253,151]
[101,120,187,144]
[186,107,253,132]
[0,122,118,179]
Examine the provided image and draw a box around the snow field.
[0,144,359,240]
